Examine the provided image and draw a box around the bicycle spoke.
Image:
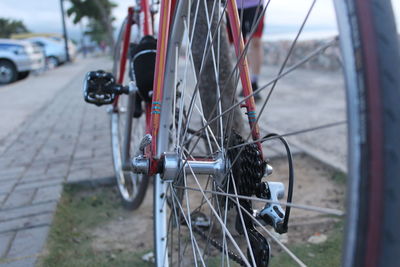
[224,0,271,141]
[215,0,318,180]
[174,185,344,216]
[228,120,347,150]
[181,18,221,153]
[157,0,351,266]
[228,168,257,266]
[182,38,338,149]
[227,194,307,267]
[170,190,204,265]
[183,155,252,266]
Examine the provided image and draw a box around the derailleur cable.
[260,133,294,234]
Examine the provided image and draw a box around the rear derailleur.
[227,132,291,266]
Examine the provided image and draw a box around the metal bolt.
[265,164,273,176]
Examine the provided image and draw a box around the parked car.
[0,39,45,84]
[48,36,78,59]
[26,37,75,69]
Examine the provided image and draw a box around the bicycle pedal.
[83,70,129,106]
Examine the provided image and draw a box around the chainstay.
[192,225,246,266]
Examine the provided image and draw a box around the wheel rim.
[111,17,148,205]
[0,64,13,83]
[47,57,58,69]
[111,99,146,203]
[154,0,363,266]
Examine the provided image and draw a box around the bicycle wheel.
[153,0,400,266]
[111,17,149,210]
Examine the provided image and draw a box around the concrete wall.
[263,35,400,72]
[263,38,342,72]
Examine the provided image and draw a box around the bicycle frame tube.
[148,0,175,174]
[141,0,154,36]
[146,0,262,175]
[226,0,261,145]
[113,7,134,108]
[141,0,155,155]
[113,2,153,108]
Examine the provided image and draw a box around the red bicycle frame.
[114,0,262,176]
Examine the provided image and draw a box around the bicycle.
[82,0,400,266]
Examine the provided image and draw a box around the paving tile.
[91,167,114,180]
[8,159,33,168]
[0,180,17,195]
[0,167,25,180]
[0,174,22,183]
[72,149,92,160]
[19,174,52,184]
[46,162,70,175]
[6,226,49,260]
[66,168,91,183]
[0,157,14,168]
[0,194,6,205]
[2,189,35,209]
[93,147,111,157]
[0,257,36,267]
[32,185,62,204]
[14,179,63,192]
[19,167,46,178]
[0,213,52,234]
[0,232,14,257]
[0,202,57,222]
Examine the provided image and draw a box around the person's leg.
[236,6,264,101]
[248,36,263,86]
[245,6,265,101]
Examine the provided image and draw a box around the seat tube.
[113,7,134,108]
[141,0,153,36]
[226,0,262,149]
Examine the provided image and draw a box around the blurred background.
[0,0,398,84]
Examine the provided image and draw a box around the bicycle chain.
[190,133,267,266]
[192,225,246,266]
[178,133,268,265]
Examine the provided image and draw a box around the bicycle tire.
[111,17,149,210]
[341,0,400,266]
[153,0,400,266]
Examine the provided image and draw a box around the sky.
[0,0,399,42]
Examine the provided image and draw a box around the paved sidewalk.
[0,57,114,266]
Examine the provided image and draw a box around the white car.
[0,39,45,84]
[26,37,75,68]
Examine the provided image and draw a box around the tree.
[0,18,29,38]
[84,20,108,45]
[67,0,116,49]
